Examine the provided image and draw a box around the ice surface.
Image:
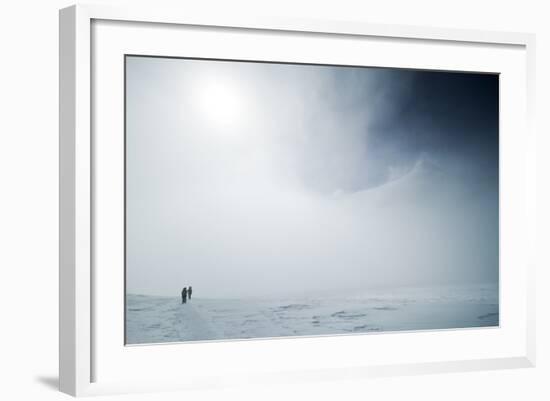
[125,284,498,345]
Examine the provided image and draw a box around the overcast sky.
[125,56,499,298]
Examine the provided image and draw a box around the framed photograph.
[59,4,536,396]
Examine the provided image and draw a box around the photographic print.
[125,56,499,345]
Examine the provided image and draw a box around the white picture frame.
[59,3,536,397]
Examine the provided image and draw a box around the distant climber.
[188,286,193,300]
[181,287,188,304]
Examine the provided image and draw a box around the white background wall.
[0,0,548,399]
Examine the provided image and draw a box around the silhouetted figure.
[181,287,187,304]
[188,286,193,300]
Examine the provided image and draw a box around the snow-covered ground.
[125,284,498,345]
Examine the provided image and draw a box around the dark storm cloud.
[294,68,499,193]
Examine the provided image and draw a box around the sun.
[195,80,245,129]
